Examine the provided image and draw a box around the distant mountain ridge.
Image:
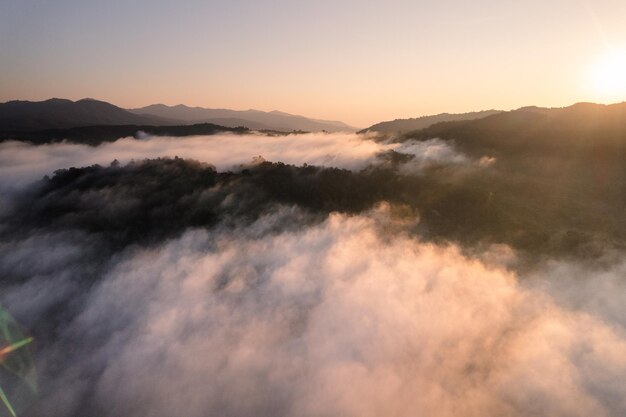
[404,102,626,157]
[129,104,356,132]
[0,99,357,133]
[0,98,177,131]
[360,110,503,134]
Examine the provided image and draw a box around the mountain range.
[0,98,176,131]
[0,98,356,133]
[359,110,503,134]
[3,98,626,153]
[406,101,626,156]
[129,104,355,132]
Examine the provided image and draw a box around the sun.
[589,49,626,101]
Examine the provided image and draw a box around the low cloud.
[0,133,477,188]
[394,138,471,170]
[2,206,626,417]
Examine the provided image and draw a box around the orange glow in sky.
[1,1,626,126]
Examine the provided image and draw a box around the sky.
[1,0,626,127]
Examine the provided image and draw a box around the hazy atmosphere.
[1,1,626,417]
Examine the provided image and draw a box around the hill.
[360,110,502,134]
[406,102,626,157]
[129,104,356,132]
[0,98,177,131]
[0,123,249,145]
[397,102,626,257]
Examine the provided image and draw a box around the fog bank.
[2,207,626,417]
[0,133,473,187]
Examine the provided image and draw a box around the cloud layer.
[0,133,471,188]
[2,206,626,417]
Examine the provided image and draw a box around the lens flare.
[0,306,36,417]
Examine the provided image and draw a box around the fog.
[0,133,475,187]
[1,205,625,417]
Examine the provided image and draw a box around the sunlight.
[590,49,626,101]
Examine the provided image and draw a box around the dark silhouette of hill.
[406,102,626,157]
[129,103,356,132]
[360,110,502,134]
[0,98,179,131]
[0,123,249,145]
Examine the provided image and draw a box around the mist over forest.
[5,0,626,413]
[0,101,625,417]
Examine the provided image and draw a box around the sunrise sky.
[2,0,626,127]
